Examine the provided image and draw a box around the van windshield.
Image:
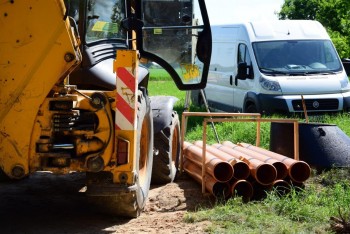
[252,40,342,75]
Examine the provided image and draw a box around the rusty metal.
[239,142,311,183]
[301,95,309,123]
[193,141,250,180]
[212,144,277,186]
[183,141,234,183]
[183,160,231,199]
[223,141,288,180]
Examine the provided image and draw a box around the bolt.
[11,165,25,179]
[92,97,101,105]
[64,52,75,62]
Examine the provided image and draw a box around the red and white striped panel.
[115,66,137,131]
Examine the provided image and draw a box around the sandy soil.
[0,172,214,234]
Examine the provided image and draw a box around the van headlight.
[340,77,349,89]
[259,76,281,92]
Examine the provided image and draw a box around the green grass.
[183,169,350,234]
[148,79,350,234]
[149,68,172,81]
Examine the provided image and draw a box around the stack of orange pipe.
[183,160,231,199]
[193,141,250,180]
[183,141,233,182]
[183,142,253,199]
[212,143,277,186]
[182,140,311,201]
[238,142,311,183]
[222,141,288,180]
[192,141,253,199]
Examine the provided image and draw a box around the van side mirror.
[235,62,254,85]
[235,62,248,85]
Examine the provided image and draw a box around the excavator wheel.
[87,89,153,218]
[131,89,154,216]
[151,112,180,184]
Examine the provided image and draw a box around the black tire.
[151,112,180,184]
[245,103,258,113]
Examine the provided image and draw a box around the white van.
[191,20,350,114]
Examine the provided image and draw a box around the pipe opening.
[272,180,291,196]
[272,162,288,180]
[232,180,253,199]
[212,182,230,199]
[256,164,277,185]
[213,162,233,182]
[290,161,311,183]
[233,162,250,180]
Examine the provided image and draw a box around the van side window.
[238,43,254,78]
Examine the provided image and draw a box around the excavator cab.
[66,0,211,90]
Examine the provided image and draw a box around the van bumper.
[257,94,289,115]
[258,92,350,114]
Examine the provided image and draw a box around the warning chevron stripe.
[117,67,136,91]
[116,92,134,126]
[115,110,133,130]
[116,65,137,131]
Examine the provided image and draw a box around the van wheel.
[151,112,180,184]
[246,104,258,113]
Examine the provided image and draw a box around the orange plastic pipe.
[183,160,231,199]
[222,141,288,180]
[272,179,291,196]
[230,179,254,200]
[238,142,311,183]
[183,141,234,182]
[212,143,277,186]
[193,141,250,180]
[249,179,272,200]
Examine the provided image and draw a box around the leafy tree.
[279,0,350,58]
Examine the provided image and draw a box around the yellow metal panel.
[113,50,138,184]
[0,0,81,177]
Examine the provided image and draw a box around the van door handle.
[230,75,233,85]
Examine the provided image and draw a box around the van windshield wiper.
[305,71,337,75]
[260,67,291,76]
[291,71,337,76]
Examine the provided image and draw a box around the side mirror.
[235,62,254,85]
[235,62,247,85]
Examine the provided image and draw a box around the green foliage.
[327,30,350,59]
[149,68,172,81]
[278,0,350,58]
[279,0,319,20]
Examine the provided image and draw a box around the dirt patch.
[0,172,214,234]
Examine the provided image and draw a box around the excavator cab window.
[137,0,212,90]
[65,0,211,91]
[85,0,126,44]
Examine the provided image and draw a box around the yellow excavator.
[0,0,211,217]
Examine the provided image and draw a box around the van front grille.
[292,99,339,111]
